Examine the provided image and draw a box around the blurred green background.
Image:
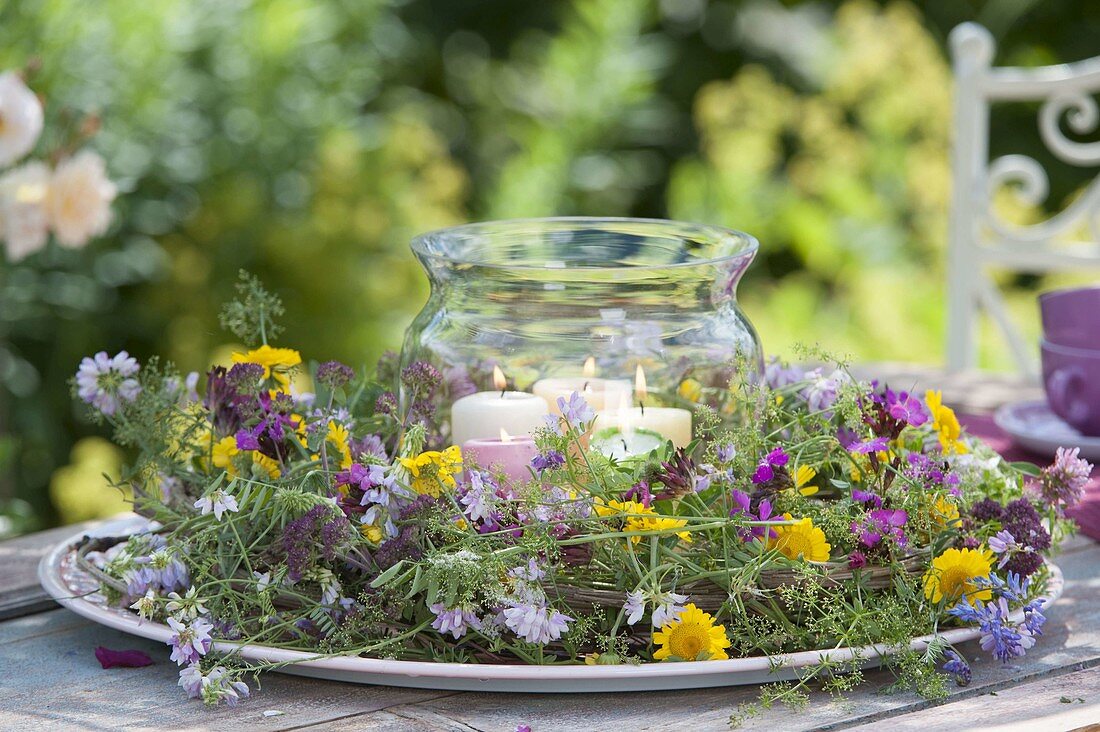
[1,0,1098,533]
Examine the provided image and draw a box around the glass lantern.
[398,217,762,455]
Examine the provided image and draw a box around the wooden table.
[3,369,1099,731]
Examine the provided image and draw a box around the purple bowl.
[1040,286,1100,349]
[1041,338,1100,436]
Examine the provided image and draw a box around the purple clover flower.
[430,603,482,639]
[852,508,908,549]
[317,360,355,390]
[502,601,573,644]
[75,351,142,416]
[764,357,801,389]
[1038,446,1093,512]
[851,488,883,508]
[847,436,890,454]
[167,616,213,666]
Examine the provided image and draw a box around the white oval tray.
[38,515,1064,693]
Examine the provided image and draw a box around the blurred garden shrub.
[0,0,1096,529]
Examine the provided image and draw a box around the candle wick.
[621,439,629,452]
[500,387,506,398]
[582,381,589,392]
[640,400,645,417]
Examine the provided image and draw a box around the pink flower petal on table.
[95,646,155,669]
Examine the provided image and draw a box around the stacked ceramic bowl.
[1040,287,1100,436]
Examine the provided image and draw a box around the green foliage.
[0,0,1097,531]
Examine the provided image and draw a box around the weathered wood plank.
[845,665,1100,731]
[0,609,456,731]
[0,517,105,621]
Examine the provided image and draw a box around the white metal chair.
[947,22,1100,376]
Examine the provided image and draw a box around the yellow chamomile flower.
[771,513,831,562]
[925,390,969,455]
[923,547,993,604]
[327,421,353,469]
[232,345,302,388]
[212,436,240,477]
[677,378,703,403]
[594,498,692,544]
[652,603,731,661]
[793,465,819,496]
[399,446,464,497]
[252,452,281,480]
[361,521,384,543]
[931,495,961,527]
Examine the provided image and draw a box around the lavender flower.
[430,603,482,639]
[1037,446,1093,511]
[167,616,213,666]
[194,489,239,520]
[623,590,644,625]
[201,666,251,707]
[847,436,891,454]
[531,449,565,473]
[75,351,142,416]
[716,442,736,463]
[509,558,546,582]
[942,650,971,686]
[226,361,265,390]
[317,360,354,390]
[178,663,205,698]
[502,601,573,644]
[147,547,190,591]
[557,391,595,432]
[988,530,1018,568]
[165,371,200,405]
[949,597,1036,663]
[801,368,849,414]
[764,357,801,389]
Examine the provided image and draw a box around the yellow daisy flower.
[399,446,464,497]
[653,603,731,661]
[594,498,691,543]
[326,421,353,469]
[925,390,969,455]
[212,436,240,477]
[923,547,993,604]
[232,345,302,388]
[252,452,281,480]
[361,521,384,543]
[793,465,819,496]
[771,514,831,562]
[931,495,960,527]
[677,378,703,403]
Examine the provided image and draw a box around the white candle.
[532,359,631,414]
[591,365,692,449]
[450,366,550,445]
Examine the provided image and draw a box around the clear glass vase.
[399,217,762,451]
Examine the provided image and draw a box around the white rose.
[0,72,44,167]
[46,150,117,248]
[0,161,49,261]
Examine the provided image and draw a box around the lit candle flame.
[634,364,647,404]
[493,365,507,394]
[500,428,512,444]
[583,356,596,379]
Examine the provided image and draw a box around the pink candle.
[461,432,539,485]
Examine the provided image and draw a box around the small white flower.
[651,592,688,628]
[166,586,209,621]
[253,571,271,591]
[129,589,157,621]
[194,488,239,520]
[0,72,43,167]
[0,161,49,260]
[623,590,644,626]
[46,150,116,248]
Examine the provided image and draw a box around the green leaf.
[1008,461,1042,477]
[370,560,406,588]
